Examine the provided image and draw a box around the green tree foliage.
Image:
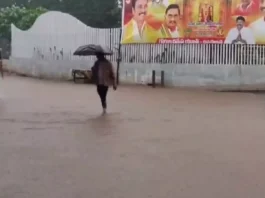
[0,0,121,40]
[0,5,47,40]
[62,0,121,28]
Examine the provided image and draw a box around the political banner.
[121,0,265,44]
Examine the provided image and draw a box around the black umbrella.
[73,44,113,56]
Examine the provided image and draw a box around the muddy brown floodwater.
[1,75,265,198]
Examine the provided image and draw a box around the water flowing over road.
[1,76,265,198]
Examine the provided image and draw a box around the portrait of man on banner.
[159,4,181,38]
[224,16,255,44]
[122,0,159,43]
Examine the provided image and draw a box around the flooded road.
[1,76,265,198]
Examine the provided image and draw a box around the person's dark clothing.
[91,58,115,86]
[97,85,109,109]
[92,57,115,110]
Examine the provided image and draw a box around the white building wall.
[11,11,120,61]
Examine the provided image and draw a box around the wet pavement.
[1,76,265,198]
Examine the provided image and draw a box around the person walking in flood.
[92,53,117,115]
